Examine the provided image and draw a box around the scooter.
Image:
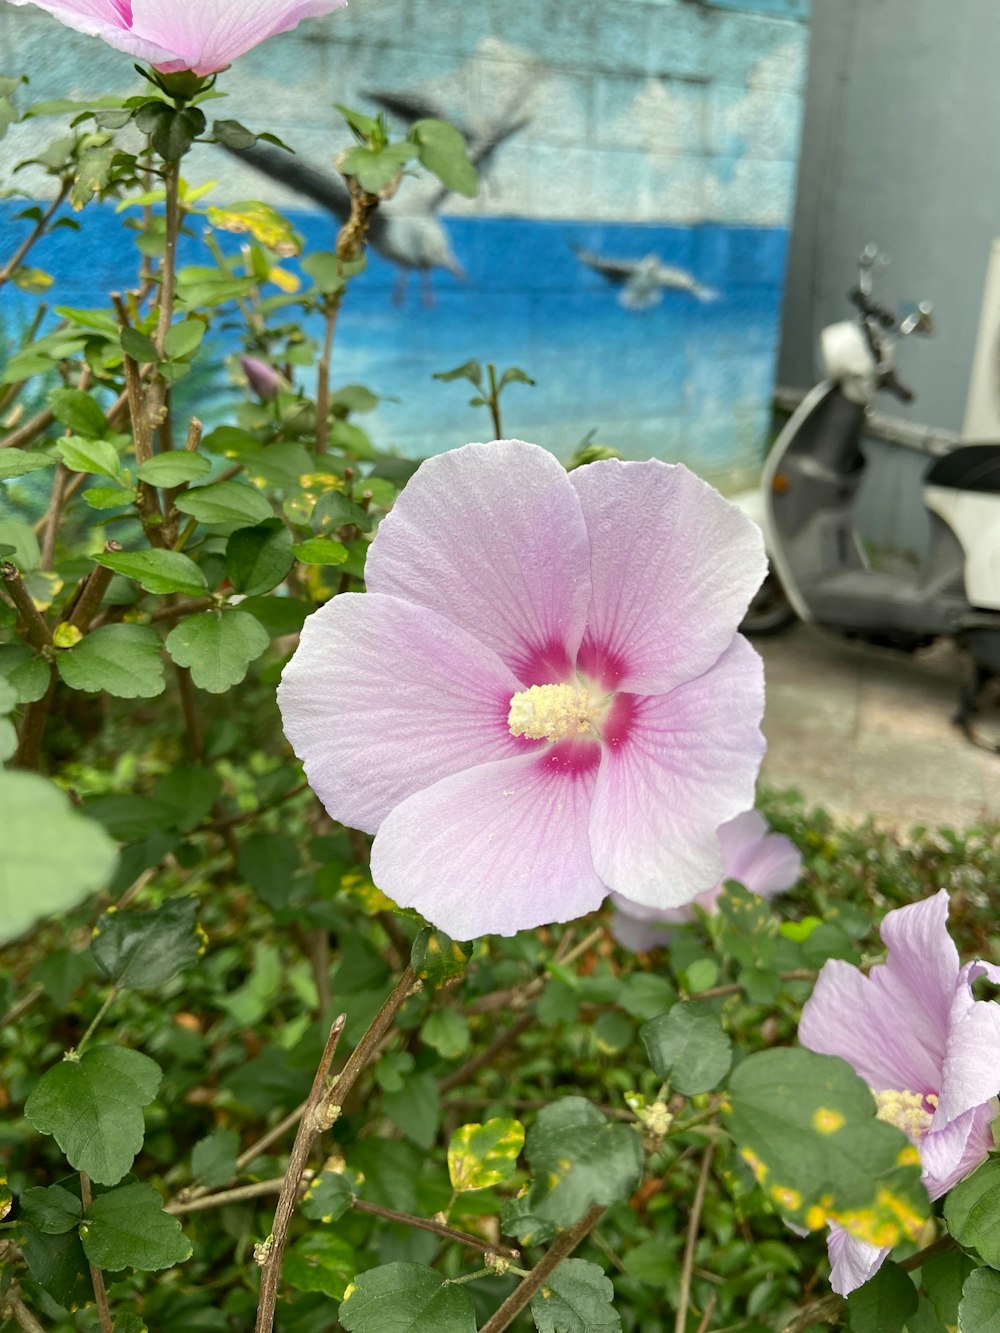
[734,244,1000,747]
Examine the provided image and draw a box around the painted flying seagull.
[573,244,720,310]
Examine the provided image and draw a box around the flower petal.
[365,441,592,684]
[609,893,681,951]
[570,459,766,692]
[132,0,346,73]
[5,0,179,62]
[826,1226,890,1297]
[588,635,765,909]
[370,742,607,939]
[920,1100,997,1199]
[936,960,1000,1124]
[719,810,802,898]
[278,593,527,834]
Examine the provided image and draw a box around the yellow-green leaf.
[448,1117,525,1193]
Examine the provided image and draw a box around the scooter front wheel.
[741,569,796,637]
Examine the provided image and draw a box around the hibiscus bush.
[3,9,1000,1333]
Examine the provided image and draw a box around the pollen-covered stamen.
[874,1089,938,1143]
[508,682,600,743]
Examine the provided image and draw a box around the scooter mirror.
[899,301,934,336]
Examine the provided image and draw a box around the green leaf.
[0,449,55,480]
[0,644,50,703]
[301,1169,357,1223]
[410,928,473,987]
[163,318,206,361]
[81,1181,191,1271]
[165,609,269,692]
[0,770,118,944]
[57,623,166,699]
[922,1250,978,1328]
[959,1268,1000,1333]
[312,488,374,533]
[340,142,417,193]
[174,479,272,528]
[423,1008,470,1059]
[113,1316,149,1333]
[95,548,208,597]
[134,101,205,161]
[301,251,345,295]
[25,1045,162,1185]
[120,325,160,364]
[944,1158,1000,1267]
[846,1261,918,1333]
[383,1071,440,1150]
[152,765,222,831]
[136,452,212,486]
[0,516,40,570]
[640,1002,731,1095]
[190,1129,239,1190]
[56,434,121,478]
[530,1258,621,1333]
[237,832,301,910]
[447,1117,524,1193]
[506,1098,643,1243]
[226,518,294,596]
[91,899,201,989]
[19,1184,83,1235]
[19,1225,91,1309]
[49,387,108,437]
[291,537,348,566]
[212,118,258,150]
[617,973,676,1021]
[284,1232,357,1298]
[84,485,137,510]
[409,119,478,197]
[725,1048,929,1248]
[432,359,482,388]
[339,1262,477,1333]
[498,366,536,390]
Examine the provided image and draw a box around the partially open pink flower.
[798,890,1000,1295]
[240,356,283,401]
[7,0,346,75]
[278,439,766,939]
[610,809,801,951]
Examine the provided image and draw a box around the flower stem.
[79,1173,113,1333]
[74,987,120,1059]
[478,1204,605,1333]
[0,181,70,290]
[674,1141,715,1333]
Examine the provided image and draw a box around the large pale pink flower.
[278,440,766,939]
[7,0,346,75]
[610,808,801,951]
[798,890,1000,1295]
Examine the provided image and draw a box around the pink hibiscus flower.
[798,890,1000,1295]
[7,0,346,75]
[278,439,767,939]
[610,808,802,952]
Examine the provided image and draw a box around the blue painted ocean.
[1,203,787,476]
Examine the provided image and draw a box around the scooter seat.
[807,568,967,636]
[925,444,1000,494]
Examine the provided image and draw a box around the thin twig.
[167,1176,287,1215]
[14,671,56,771]
[40,462,69,569]
[439,1012,535,1093]
[2,563,51,649]
[466,926,606,1014]
[0,406,54,451]
[68,542,122,631]
[175,663,204,762]
[479,1205,605,1333]
[695,1292,718,1333]
[2,1288,47,1333]
[675,1142,715,1333]
[0,984,45,1027]
[314,295,342,455]
[0,181,70,289]
[79,1173,113,1333]
[696,970,817,1002]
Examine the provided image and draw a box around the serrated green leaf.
[423,1008,470,1060]
[922,1250,978,1328]
[432,359,482,388]
[225,518,294,596]
[83,485,137,510]
[163,319,206,361]
[0,516,39,570]
[340,142,417,194]
[112,1315,149,1333]
[0,449,55,480]
[506,1098,643,1244]
[49,387,108,437]
[91,899,201,989]
[0,770,118,944]
[0,644,50,703]
[237,831,301,910]
[81,1181,191,1271]
[410,119,478,197]
[174,479,272,528]
[191,1129,239,1190]
[945,1159,1000,1266]
[19,1184,83,1235]
[95,548,208,597]
[410,928,472,987]
[311,488,373,533]
[165,608,269,692]
[640,1002,731,1095]
[531,1258,621,1333]
[284,1232,356,1298]
[301,1169,357,1222]
[120,326,160,364]
[57,623,166,699]
[959,1268,1000,1333]
[291,537,348,566]
[726,1048,929,1248]
[339,1262,476,1333]
[448,1117,523,1193]
[846,1261,918,1333]
[25,1046,162,1185]
[383,1071,440,1150]
[151,765,222,831]
[55,434,121,478]
[136,452,212,487]
[19,1225,91,1309]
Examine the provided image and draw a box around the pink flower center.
[874,1088,938,1143]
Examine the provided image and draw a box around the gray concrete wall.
[777,0,1000,554]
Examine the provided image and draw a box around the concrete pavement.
[757,623,1000,828]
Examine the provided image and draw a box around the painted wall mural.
[0,0,808,481]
